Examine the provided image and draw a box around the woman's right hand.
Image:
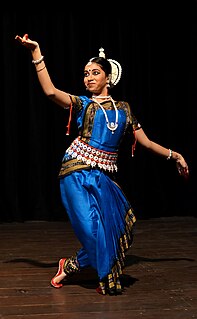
[15,34,38,51]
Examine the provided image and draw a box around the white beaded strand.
[32,55,44,65]
[167,149,172,160]
[92,97,118,134]
[92,95,111,99]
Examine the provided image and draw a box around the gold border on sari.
[58,158,91,178]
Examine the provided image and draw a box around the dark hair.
[90,57,112,76]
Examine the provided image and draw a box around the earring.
[106,80,110,88]
[107,74,111,88]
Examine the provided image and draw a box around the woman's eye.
[84,70,100,77]
[92,71,100,76]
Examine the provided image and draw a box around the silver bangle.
[167,149,172,160]
[32,55,44,65]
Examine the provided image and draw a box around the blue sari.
[59,95,140,294]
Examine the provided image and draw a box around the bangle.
[32,55,44,64]
[167,149,172,160]
[36,65,46,72]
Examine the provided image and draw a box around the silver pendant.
[107,122,118,133]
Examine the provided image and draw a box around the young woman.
[15,34,189,295]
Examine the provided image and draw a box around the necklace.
[92,97,118,133]
[92,95,111,99]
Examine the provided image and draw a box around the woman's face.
[84,62,109,94]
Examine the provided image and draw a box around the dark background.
[1,4,197,222]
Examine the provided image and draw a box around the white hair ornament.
[90,47,122,87]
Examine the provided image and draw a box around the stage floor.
[0,216,196,318]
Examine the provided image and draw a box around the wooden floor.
[0,216,196,319]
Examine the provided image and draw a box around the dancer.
[15,34,189,295]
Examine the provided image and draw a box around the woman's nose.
[87,74,94,80]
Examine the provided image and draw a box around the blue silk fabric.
[59,96,139,282]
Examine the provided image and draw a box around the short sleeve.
[124,101,141,131]
[131,110,142,131]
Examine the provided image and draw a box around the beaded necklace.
[92,96,118,134]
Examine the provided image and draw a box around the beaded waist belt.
[63,136,118,173]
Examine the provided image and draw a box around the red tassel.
[66,101,73,135]
[132,129,137,157]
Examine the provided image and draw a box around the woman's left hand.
[175,154,189,179]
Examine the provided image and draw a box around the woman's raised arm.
[15,34,71,109]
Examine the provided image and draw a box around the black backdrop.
[1,4,197,222]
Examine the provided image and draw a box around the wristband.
[167,149,172,160]
[32,55,44,65]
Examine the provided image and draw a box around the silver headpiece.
[89,47,122,87]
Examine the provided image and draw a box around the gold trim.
[58,158,90,178]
